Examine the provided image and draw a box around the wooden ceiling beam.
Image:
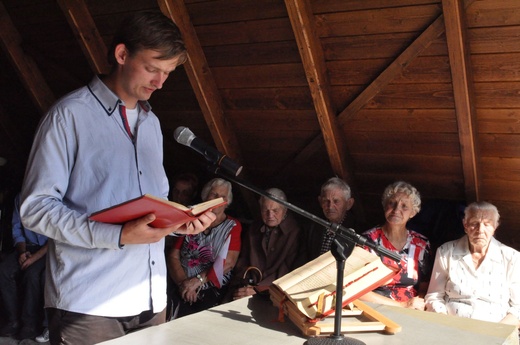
[287,13,445,167]
[442,0,480,202]
[285,0,349,181]
[57,0,110,75]
[336,17,445,127]
[0,1,54,114]
[158,0,242,164]
[286,0,476,170]
[284,0,366,225]
[158,0,258,213]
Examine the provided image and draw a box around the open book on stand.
[89,194,226,228]
[271,246,400,322]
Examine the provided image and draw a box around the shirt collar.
[260,216,292,235]
[87,75,152,116]
[454,235,502,263]
[483,237,503,263]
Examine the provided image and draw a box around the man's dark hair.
[107,10,187,66]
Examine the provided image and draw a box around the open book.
[89,194,226,228]
[272,246,399,321]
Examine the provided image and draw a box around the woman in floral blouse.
[168,178,242,318]
[361,181,431,310]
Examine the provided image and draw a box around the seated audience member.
[425,201,520,328]
[0,193,48,340]
[304,177,355,262]
[360,181,431,310]
[169,172,199,206]
[167,178,242,317]
[232,188,302,299]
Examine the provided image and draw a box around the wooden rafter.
[285,0,477,170]
[336,17,445,127]
[286,13,445,167]
[285,0,349,181]
[285,0,365,224]
[442,0,480,201]
[158,0,258,213]
[57,0,110,75]
[0,1,54,113]
[158,0,242,163]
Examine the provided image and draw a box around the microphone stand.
[209,166,402,345]
[304,238,367,345]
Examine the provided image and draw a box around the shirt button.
[152,261,155,265]
[139,171,143,175]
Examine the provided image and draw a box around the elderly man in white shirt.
[425,201,520,328]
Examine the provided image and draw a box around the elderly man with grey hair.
[231,188,302,299]
[425,201,520,328]
[303,177,355,262]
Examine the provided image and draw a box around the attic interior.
[1,0,520,251]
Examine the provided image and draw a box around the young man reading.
[20,11,216,345]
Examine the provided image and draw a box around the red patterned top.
[362,227,431,301]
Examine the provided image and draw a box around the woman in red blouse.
[361,181,431,310]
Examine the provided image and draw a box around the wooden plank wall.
[2,0,520,246]
[471,0,520,242]
[316,1,463,224]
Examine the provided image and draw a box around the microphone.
[174,126,243,176]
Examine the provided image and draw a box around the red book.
[89,194,226,228]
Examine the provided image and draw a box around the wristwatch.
[196,273,204,284]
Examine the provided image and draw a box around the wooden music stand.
[270,285,401,337]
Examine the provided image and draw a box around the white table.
[98,295,519,345]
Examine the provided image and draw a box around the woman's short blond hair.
[381,181,421,214]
